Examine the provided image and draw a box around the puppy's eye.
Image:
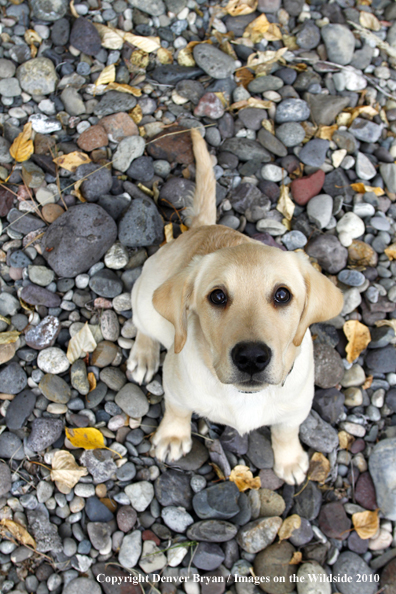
[209,289,227,305]
[274,287,291,304]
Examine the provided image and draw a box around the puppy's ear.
[293,253,344,347]
[152,258,201,354]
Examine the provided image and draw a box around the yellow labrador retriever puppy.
[127,129,344,485]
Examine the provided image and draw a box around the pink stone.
[291,169,325,206]
[194,92,224,119]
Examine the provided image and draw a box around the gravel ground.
[1,0,396,593]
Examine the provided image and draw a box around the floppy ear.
[152,259,201,354]
[293,253,344,347]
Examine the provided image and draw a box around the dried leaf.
[100,498,117,513]
[247,47,287,70]
[384,243,396,260]
[130,105,143,124]
[9,122,34,163]
[362,375,373,390]
[178,47,196,67]
[375,319,396,332]
[157,47,173,64]
[235,67,254,88]
[124,32,160,53]
[229,465,261,491]
[180,223,189,233]
[350,182,385,196]
[229,97,273,112]
[130,49,150,69]
[24,29,41,45]
[70,0,78,18]
[243,14,282,44]
[71,179,86,203]
[282,34,299,50]
[65,427,106,450]
[352,509,379,539]
[164,223,174,243]
[51,450,88,494]
[87,372,96,392]
[0,331,20,345]
[106,82,142,96]
[94,24,124,50]
[226,0,257,16]
[344,320,371,363]
[262,119,275,134]
[338,430,355,450]
[359,11,381,31]
[66,322,97,364]
[308,452,330,483]
[316,124,338,140]
[0,315,10,325]
[278,515,301,541]
[289,552,303,565]
[277,184,294,221]
[53,151,91,172]
[347,105,378,125]
[95,64,116,87]
[0,519,36,548]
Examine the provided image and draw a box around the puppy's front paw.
[273,448,309,486]
[152,429,192,463]
[127,334,160,385]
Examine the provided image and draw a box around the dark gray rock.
[193,542,225,570]
[85,496,114,522]
[27,418,63,452]
[313,388,345,425]
[150,65,204,85]
[0,362,27,394]
[0,432,24,460]
[192,482,240,520]
[20,285,61,308]
[222,138,271,162]
[118,197,164,247]
[94,91,137,117]
[5,390,36,430]
[332,552,377,594]
[155,469,192,509]
[25,316,61,350]
[306,93,350,126]
[247,430,274,469]
[89,269,123,298]
[313,343,344,389]
[0,463,11,496]
[275,99,310,123]
[369,438,396,520]
[193,44,236,79]
[299,139,329,167]
[187,520,238,542]
[306,234,348,273]
[293,480,322,520]
[299,410,339,453]
[366,346,396,373]
[69,18,101,56]
[257,129,287,157]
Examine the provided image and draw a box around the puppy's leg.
[271,423,309,486]
[152,399,192,462]
[127,330,160,385]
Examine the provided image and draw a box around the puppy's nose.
[231,342,272,376]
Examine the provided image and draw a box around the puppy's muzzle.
[231,341,272,377]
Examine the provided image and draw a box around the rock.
[254,541,297,593]
[87,522,112,552]
[118,197,164,247]
[77,125,108,152]
[297,563,331,594]
[258,129,287,157]
[80,450,117,484]
[321,24,356,65]
[89,270,122,298]
[0,463,11,496]
[70,18,101,55]
[366,346,396,373]
[117,506,137,533]
[258,489,285,517]
[0,432,24,460]
[355,472,377,510]
[381,558,396,594]
[323,168,354,199]
[293,480,322,520]
[307,194,333,229]
[306,234,348,274]
[42,204,117,277]
[193,45,236,79]
[237,517,282,553]
[146,125,194,164]
[187,520,238,542]
[51,18,70,45]
[337,212,365,242]
[39,374,71,403]
[37,348,70,374]
[306,93,350,126]
[160,177,195,209]
[333,552,377,594]
[248,430,274,469]
[275,99,310,123]
[20,285,60,308]
[125,481,154,512]
[118,531,142,569]
[248,75,284,93]
[130,0,165,15]
[0,58,16,78]
[275,122,306,148]
[313,388,345,425]
[356,152,376,180]
[25,316,60,350]
[85,496,114,522]
[348,240,378,267]
[194,93,225,119]
[91,341,118,368]
[113,135,145,173]
[222,137,271,162]
[17,58,57,95]
[299,410,339,453]
[291,170,325,206]
[192,482,240,520]
[193,542,225,571]
[369,438,396,520]
[380,163,396,193]
[5,390,36,430]
[155,469,192,508]
[0,78,21,97]
[27,418,63,452]
[0,362,27,394]
[115,383,149,418]
[94,91,137,117]
[314,343,344,389]
[151,65,204,85]
[161,507,194,533]
[349,118,382,143]
[318,502,351,539]
[99,112,138,142]
[139,540,167,573]
[289,518,314,547]
[299,139,329,168]
[169,437,209,471]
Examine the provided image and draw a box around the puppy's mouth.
[234,379,269,393]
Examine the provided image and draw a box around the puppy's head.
[153,243,344,391]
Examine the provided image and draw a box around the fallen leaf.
[308,452,330,483]
[338,430,355,450]
[282,34,299,50]
[359,11,381,31]
[124,32,160,53]
[0,519,36,548]
[352,509,379,539]
[229,97,273,112]
[235,67,254,88]
[105,82,142,96]
[229,465,261,491]
[0,331,20,345]
[71,179,86,203]
[278,515,301,541]
[130,105,143,124]
[277,184,295,221]
[243,14,282,44]
[100,498,117,513]
[345,105,379,126]
[24,29,41,45]
[66,322,97,364]
[157,47,173,64]
[164,223,174,243]
[130,49,150,69]
[262,119,275,134]
[375,319,396,331]
[94,23,124,50]
[9,122,34,163]
[180,223,189,233]
[209,462,226,481]
[95,64,116,87]
[384,243,396,260]
[50,450,88,494]
[350,182,385,196]
[87,372,96,392]
[178,46,196,67]
[53,151,91,172]
[344,320,371,363]
[316,124,338,140]
[289,551,303,564]
[70,0,78,18]
[65,427,106,450]
[226,0,257,16]
[246,47,287,71]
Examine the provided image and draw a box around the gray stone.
[299,139,329,168]
[193,44,236,79]
[306,93,350,126]
[248,75,283,93]
[307,194,333,229]
[0,432,24,460]
[275,122,305,147]
[0,59,16,78]
[275,98,310,123]
[0,463,11,496]
[222,137,271,162]
[193,482,240,520]
[129,0,165,16]
[94,91,137,117]
[350,118,383,143]
[0,78,21,97]
[282,230,307,250]
[321,24,356,66]
[237,517,282,554]
[0,362,27,394]
[332,552,377,594]
[60,88,86,117]
[63,578,102,594]
[356,152,376,180]
[25,316,60,350]
[369,438,396,520]
[248,430,274,469]
[125,481,154,512]
[118,197,164,247]
[380,163,396,193]
[69,17,102,55]
[296,21,320,50]
[80,450,117,484]
[5,390,36,430]
[306,234,348,273]
[17,58,57,95]
[257,129,287,157]
[27,418,63,452]
[299,410,339,453]
[115,383,149,418]
[187,520,238,542]
[113,135,145,173]
[161,506,194,533]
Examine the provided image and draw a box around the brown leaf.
[278,515,301,541]
[130,105,143,124]
[384,243,396,260]
[243,14,282,44]
[50,450,89,494]
[24,29,41,45]
[289,551,303,565]
[352,509,379,539]
[53,151,91,172]
[1,519,36,548]
[87,372,96,392]
[362,375,373,390]
[226,0,257,16]
[9,122,34,163]
[344,320,371,364]
[338,430,355,450]
[106,82,142,96]
[277,184,294,221]
[100,498,117,513]
[229,465,261,492]
[308,452,330,483]
[316,124,338,140]
[235,67,254,88]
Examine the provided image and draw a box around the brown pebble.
[348,240,378,267]
[147,125,194,165]
[77,124,108,152]
[9,267,23,281]
[91,341,118,368]
[96,483,107,498]
[42,204,64,223]
[99,112,138,142]
[34,133,56,155]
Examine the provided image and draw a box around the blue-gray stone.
[337,269,365,287]
[275,99,310,123]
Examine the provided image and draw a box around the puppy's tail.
[185,128,216,228]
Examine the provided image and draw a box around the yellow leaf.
[69,0,78,18]
[226,0,257,16]
[247,47,288,71]
[347,105,379,125]
[262,119,275,134]
[375,319,396,332]
[362,375,373,390]
[178,47,196,67]
[157,47,173,64]
[105,82,142,97]
[130,105,143,124]
[316,124,338,140]
[124,32,160,53]
[95,64,116,87]
[289,551,303,565]
[384,243,396,260]
[0,519,36,549]
[66,322,97,364]
[344,320,371,363]
[243,14,282,44]
[0,316,10,324]
[100,497,117,513]
[94,24,124,50]
[350,182,385,196]
[0,331,20,345]
[53,151,91,172]
[308,452,330,483]
[359,11,381,31]
[87,372,97,392]
[50,450,88,494]
[9,122,34,163]
[278,515,301,541]
[229,465,261,492]
[24,29,41,45]
[277,184,295,221]
[65,427,106,450]
[352,509,379,539]
[180,223,189,233]
[338,430,355,450]
[71,179,86,203]
[282,34,299,50]
[164,223,174,243]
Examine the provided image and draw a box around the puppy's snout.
[231,342,272,376]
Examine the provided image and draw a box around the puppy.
[127,129,344,485]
